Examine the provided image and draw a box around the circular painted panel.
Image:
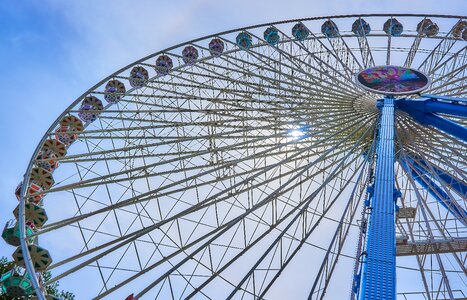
[356,65,430,95]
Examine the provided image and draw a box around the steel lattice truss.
[5,14,466,300]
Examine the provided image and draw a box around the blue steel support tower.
[360,96,396,300]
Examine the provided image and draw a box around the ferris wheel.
[1,13,466,300]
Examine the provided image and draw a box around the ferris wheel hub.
[356,65,430,96]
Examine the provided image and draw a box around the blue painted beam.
[397,98,467,118]
[360,97,396,300]
[396,100,467,142]
[399,158,467,227]
[424,101,467,118]
[409,155,467,197]
[421,94,467,104]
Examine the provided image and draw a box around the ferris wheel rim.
[12,13,466,300]
[18,13,466,190]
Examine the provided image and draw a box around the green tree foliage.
[0,257,74,300]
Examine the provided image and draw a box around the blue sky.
[0,0,466,298]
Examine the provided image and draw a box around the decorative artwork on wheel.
[357,65,430,95]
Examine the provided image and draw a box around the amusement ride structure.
[1,14,466,300]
